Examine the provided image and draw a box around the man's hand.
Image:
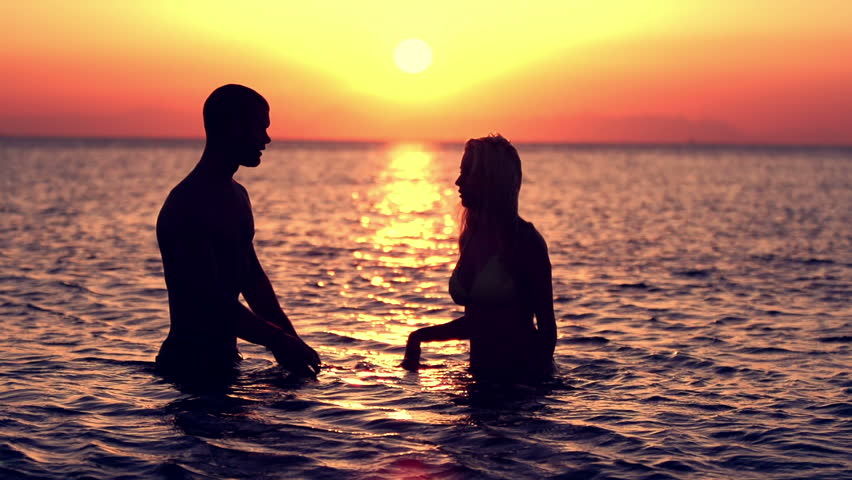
[270,333,321,377]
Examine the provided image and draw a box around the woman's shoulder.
[516,218,547,250]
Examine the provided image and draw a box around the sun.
[393,38,432,74]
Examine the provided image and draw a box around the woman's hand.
[401,334,422,371]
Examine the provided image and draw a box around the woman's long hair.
[458,134,522,263]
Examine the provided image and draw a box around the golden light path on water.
[329,144,469,395]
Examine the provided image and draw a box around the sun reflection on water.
[355,143,457,270]
[339,143,470,393]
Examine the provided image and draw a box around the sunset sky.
[2,1,851,144]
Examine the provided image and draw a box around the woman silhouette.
[402,134,556,380]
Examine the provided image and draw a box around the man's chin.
[240,156,262,168]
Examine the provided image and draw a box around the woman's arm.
[526,226,557,361]
[402,315,471,370]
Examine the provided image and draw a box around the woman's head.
[456,134,522,215]
[456,134,522,247]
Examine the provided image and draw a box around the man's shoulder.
[157,182,206,233]
[164,173,219,207]
[231,180,250,198]
[160,182,192,216]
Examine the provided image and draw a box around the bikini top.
[449,254,519,306]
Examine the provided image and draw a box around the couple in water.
[155,84,556,388]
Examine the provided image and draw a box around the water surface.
[1,138,850,479]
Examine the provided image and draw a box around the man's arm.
[241,244,321,369]
[232,302,319,377]
[242,244,298,336]
[159,212,318,376]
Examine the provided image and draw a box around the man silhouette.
[155,84,320,385]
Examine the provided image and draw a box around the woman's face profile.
[455,152,482,209]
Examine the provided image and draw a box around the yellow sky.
[2,1,851,143]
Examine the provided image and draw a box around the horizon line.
[1,133,851,149]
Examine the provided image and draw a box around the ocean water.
[0,137,850,480]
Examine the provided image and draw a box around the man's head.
[203,84,271,168]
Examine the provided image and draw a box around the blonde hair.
[459,134,522,253]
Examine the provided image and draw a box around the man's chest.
[202,190,254,248]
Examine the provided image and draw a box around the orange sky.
[2,1,851,144]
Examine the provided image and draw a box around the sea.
[0,137,850,480]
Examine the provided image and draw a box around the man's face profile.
[232,105,271,168]
[203,85,272,168]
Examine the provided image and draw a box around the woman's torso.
[450,221,545,377]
